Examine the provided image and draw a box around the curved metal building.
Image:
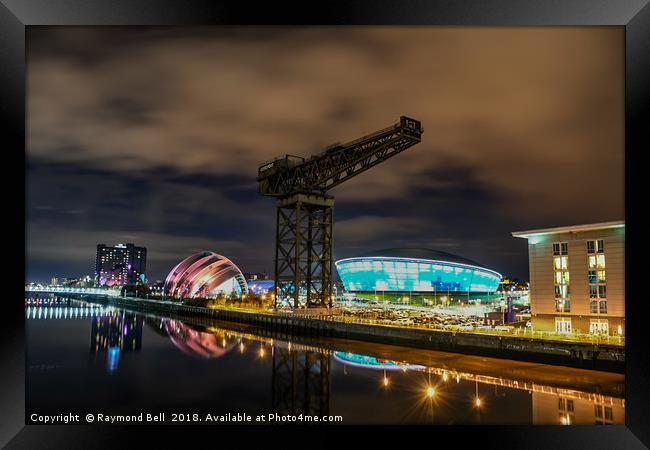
[164,251,248,299]
[335,248,501,294]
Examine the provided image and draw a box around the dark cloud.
[26,27,624,282]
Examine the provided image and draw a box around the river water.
[25,295,624,425]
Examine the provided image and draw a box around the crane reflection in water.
[24,300,622,425]
[148,318,623,425]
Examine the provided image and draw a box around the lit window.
[554,247,570,312]
[590,319,609,334]
[555,317,572,333]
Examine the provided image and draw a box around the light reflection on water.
[25,296,624,425]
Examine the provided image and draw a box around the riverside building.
[512,221,624,336]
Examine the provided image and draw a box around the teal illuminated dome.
[335,248,501,294]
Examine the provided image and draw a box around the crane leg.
[274,194,334,309]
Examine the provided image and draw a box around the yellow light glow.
[426,386,436,398]
[259,347,265,357]
[383,376,389,387]
[442,372,448,382]
[475,397,481,407]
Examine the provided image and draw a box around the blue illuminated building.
[247,279,275,294]
[335,248,501,294]
[333,352,425,371]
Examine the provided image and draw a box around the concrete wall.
[80,294,624,373]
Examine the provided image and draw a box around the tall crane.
[258,116,423,308]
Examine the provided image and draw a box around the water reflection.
[272,346,330,417]
[148,315,623,425]
[90,310,142,373]
[333,351,426,371]
[160,319,239,359]
[26,297,625,425]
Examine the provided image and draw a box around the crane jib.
[258,116,423,197]
[258,115,423,308]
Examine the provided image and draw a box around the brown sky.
[26,27,624,281]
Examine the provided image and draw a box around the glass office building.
[335,248,501,294]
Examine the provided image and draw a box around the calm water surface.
[26,296,624,425]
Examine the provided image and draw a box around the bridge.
[25,304,111,320]
[25,285,121,297]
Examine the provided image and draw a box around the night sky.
[26,27,624,283]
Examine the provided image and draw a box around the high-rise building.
[95,243,147,287]
[512,221,624,336]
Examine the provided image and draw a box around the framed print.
[1,0,648,448]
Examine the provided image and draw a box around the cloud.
[335,215,432,243]
[26,225,250,280]
[26,27,625,280]
[27,27,623,217]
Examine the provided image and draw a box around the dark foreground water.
[26,296,624,425]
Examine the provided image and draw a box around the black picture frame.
[2,0,648,448]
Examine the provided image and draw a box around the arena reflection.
[149,318,624,425]
[160,319,239,359]
[26,300,625,424]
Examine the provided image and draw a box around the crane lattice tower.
[257,116,423,308]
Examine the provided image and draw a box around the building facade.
[164,251,248,299]
[512,221,624,336]
[335,248,502,295]
[95,243,147,287]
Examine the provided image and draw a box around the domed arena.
[335,248,501,295]
[164,251,248,299]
